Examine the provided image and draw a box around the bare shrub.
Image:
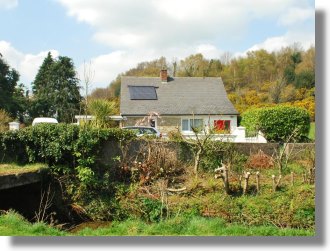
[131,141,185,185]
[245,150,274,170]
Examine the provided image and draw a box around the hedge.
[240,105,310,142]
[0,124,136,168]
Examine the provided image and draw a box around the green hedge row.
[240,106,310,142]
[0,124,136,175]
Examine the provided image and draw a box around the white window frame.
[181,118,204,132]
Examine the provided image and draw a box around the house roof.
[120,76,239,116]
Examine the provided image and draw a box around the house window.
[214,120,231,132]
[182,119,204,132]
[182,119,189,131]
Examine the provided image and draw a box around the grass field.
[308,122,315,140]
[0,163,46,175]
[0,211,64,236]
[0,211,314,236]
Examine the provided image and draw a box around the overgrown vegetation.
[0,125,315,236]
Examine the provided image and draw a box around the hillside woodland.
[93,45,315,120]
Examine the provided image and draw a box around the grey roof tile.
[120,76,238,116]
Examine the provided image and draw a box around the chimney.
[160,69,168,83]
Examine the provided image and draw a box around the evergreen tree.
[31,52,82,123]
[30,52,55,117]
[0,55,27,120]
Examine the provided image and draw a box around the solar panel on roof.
[128,86,158,100]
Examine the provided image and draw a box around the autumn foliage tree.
[99,44,314,120]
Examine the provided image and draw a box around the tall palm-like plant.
[87,99,117,128]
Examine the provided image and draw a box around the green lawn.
[0,211,314,236]
[308,122,315,140]
[0,163,46,176]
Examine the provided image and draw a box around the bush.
[241,105,310,142]
[245,150,274,170]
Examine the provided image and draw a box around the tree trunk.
[272,175,282,192]
[223,167,230,195]
[194,148,202,177]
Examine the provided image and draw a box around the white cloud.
[244,29,314,54]
[278,7,314,26]
[0,0,18,9]
[77,43,226,90]
[56,0,266,50]
[196,44,223,59]
[1,0,315,90]
[0,41,59,88]
[56,0,314,51]
[56,0,314,89]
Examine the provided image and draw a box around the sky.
[0,0,315,92]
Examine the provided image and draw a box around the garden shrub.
[0,130,27,163]
[245,150,274,170]
[241,105,310,142]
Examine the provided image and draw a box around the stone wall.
[99,140,288,166]
[100,140,193,166]
[158,116,181,134]
[230,143,280,156]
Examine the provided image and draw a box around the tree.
[31,53,82,123]
[177,54,210,77]
[0,55,27,121]
[269,78,286,104]
[294,70,315,89]
[283,51,302,84]
[30,52,54,117]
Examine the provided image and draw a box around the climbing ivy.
[0,124,136,187]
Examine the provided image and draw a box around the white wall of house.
[180,115,237,135]
[122,114,238,137]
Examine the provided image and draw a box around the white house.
[120,70,239,137]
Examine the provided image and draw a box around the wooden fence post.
[256,171,260,193]
[243,172,251,195]
[214,163,230,195]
